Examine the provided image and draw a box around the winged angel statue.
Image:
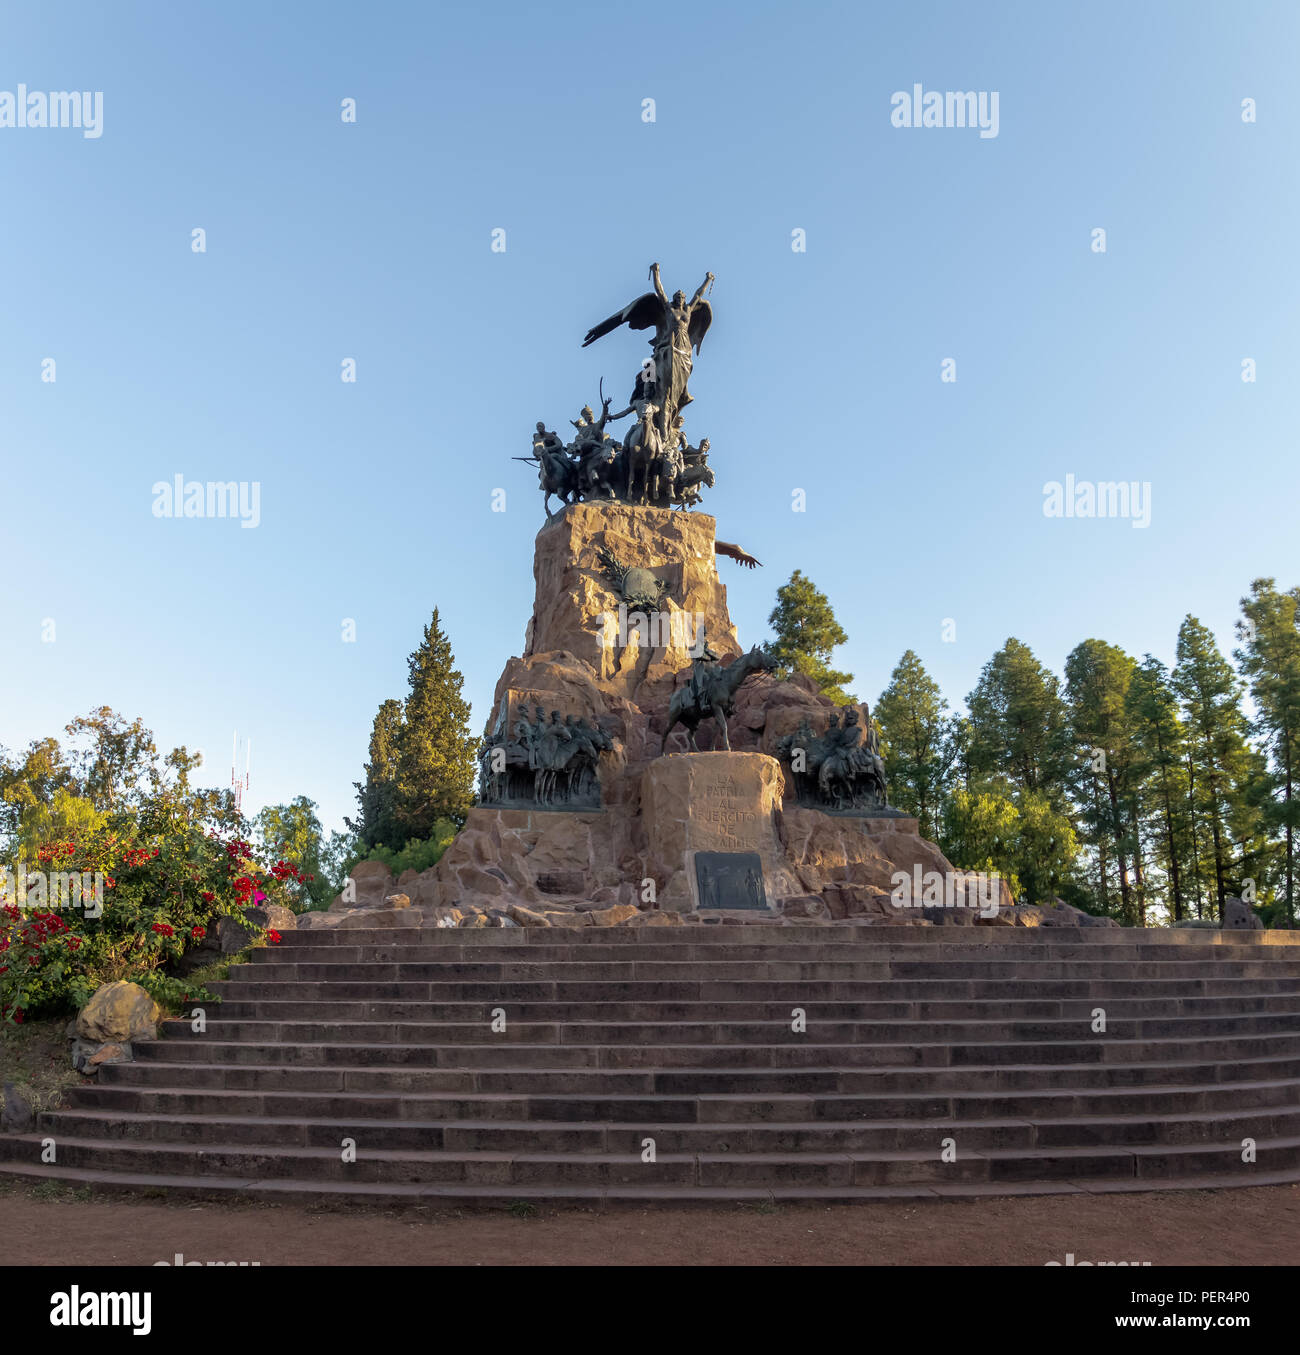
[582,263,714,442]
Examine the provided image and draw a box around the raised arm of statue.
[691,272,715,306]
[649,262,668,303]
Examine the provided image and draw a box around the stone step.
[67,1074,1300,1122]
[128,1042,1300,1085]
[1,1132,1295,1187]
[276,927,1300,948]
[207,975,1300,1002]
[36,1102,1300,1153]
[154,1011,1300,1046]
[203,992,1300,1022]
[6,1155,1300,1205]
[102,1057,1300,1098]
[109,1032,1300,1077]
[239,959,1300,983]
[7,928,1297,1204]
[250,941,1300,964]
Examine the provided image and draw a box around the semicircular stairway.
[3,926,1300,1204]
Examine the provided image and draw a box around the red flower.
[201,892,215,903]
[190,925,206,940]
[268,929,282,945]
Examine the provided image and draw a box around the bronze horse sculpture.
[661,644,776,753]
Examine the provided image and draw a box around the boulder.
[921,905,976,926]
[75,981,159,1044]
[262,904,297,932]
[781,895,829,920]
[1222,897,1263,931]
[217,903,293,951]
[335,858,397,909]
[622,910,685,926]
[585,903,640,927]
[1,1082,34,1133]
[508,903,552,927]
[1036,899,1121,928]
[337,907,421,929]
[70,1039,133,1073]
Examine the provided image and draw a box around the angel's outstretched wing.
[715,540,762,570]
[688,300,713,353]
[582,293,664,347]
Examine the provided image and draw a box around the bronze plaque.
[694,851,767,911]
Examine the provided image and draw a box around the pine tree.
[394,609,477,839]
[767,571,854,704]
[1065,640,1141,924]
[873,650,954,840]
[1235,579,1300,925]
[1126,656,1193,921]
[1172,616,1250,918]
[966,639,1071,800]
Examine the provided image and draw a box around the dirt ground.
[1,1180,1297,1266]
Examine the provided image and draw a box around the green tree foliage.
[350,609,477,851]
[256,796,349,910]
[349,699,406,851]
[1172,616,1254,917]
[63,708,157,812]
[347,821,459,880]
[396,609,477,839]
[1126,657,1194,921]
[0,709,318,1021]
[1064,640,1142,925]
[966,639,1071,800]
[0,738,73,840]
[938,785,1079,905]
[767,571,854,704]
[1235,579,1300,925]
[873,650,954,840]
[872,581,1300,926]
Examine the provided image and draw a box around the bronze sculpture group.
[493,263,893,814]
[478,708,613,809]
[775,708,890,813]
[519,264,718,517]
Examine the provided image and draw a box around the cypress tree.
[348,699,406,851]
[395,609,478,838]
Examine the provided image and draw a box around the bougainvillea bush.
[0,825,309,1024]
[0,708,329,1025]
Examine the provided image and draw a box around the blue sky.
[2,1,1297,835]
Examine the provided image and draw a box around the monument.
[414,265,960,922]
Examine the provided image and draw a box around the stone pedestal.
[406,501,965,927]
[640,752,801,912]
